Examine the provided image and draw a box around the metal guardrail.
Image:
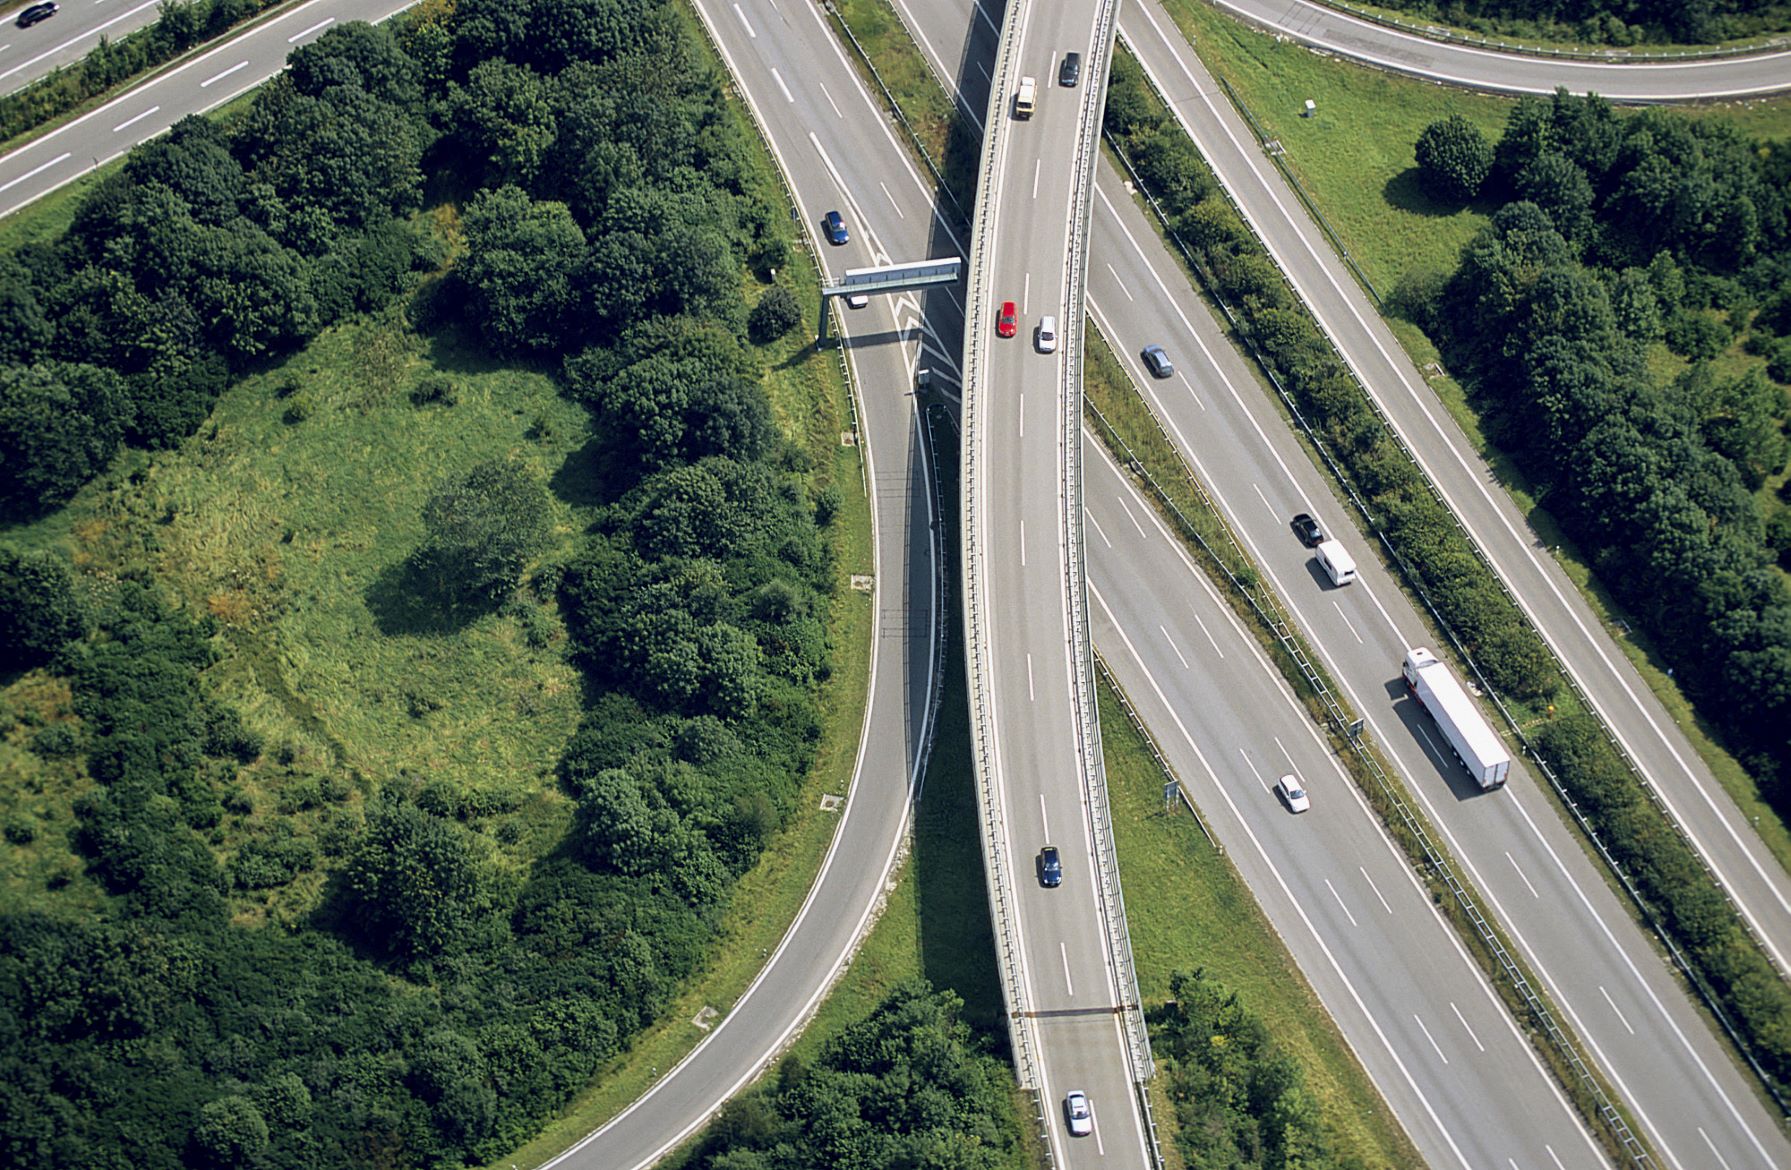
[1091,649,1220,851]
[1084,375,1655,1166]
[1152,53,1791,1112]
[1273,0,1791,63]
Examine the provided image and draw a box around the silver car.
[1063,1090,1093,1136]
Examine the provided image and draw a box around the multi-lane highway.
[1114,0,1791,989]
[2,0,170,96]
[960,0,1159,1161]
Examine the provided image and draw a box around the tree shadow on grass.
[364,549,505,636]
[1384,166,1457,216]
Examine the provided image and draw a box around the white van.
[1036,315,1058,353]
[1315,539,1357,587]
[1015,76,1037,119]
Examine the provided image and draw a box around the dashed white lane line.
[817,81,843,118]
[732,2,756,36]
[1188,609,1224,658]
[1450,1002,1485,1052]
[1116,494,1148,539]
[1027,653,1036,703]
[879,180,904,217]
[1105,262,1134,300]
[199,60,248,87]
[1413,1013,1449,1064]
[770,66,793,102]
[111,104,158,133]
[1032,158,1041,199]
[1331,599,1363,643]
[0,150,68,192]
[1039,793,1051,841]
[1086,508,1113,549]
[286,15,333,42]
[1158,625,1190,670]
[1598,985,1635,1035]
[1020,520,1027,566]
[1359,866,1392,914]
[1506,850,1541,899]
[1699,1126,1736,1170]
[1325,879,1358,927]
[1060,942,1074,996]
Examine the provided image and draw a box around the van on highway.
[1015,76,1037,119]
[1315,539,1357,587]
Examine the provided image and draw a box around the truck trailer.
[1401,647,1511,789]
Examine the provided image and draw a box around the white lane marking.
[1547,1144,1567,1170]
[879,181,904,218]
[1106,262,1134,300]
[1032,158,1041,199]
[1039,793,1051,842]
[1506,851,1541,899]
[1188,609,1223,658]
[1598,985,1635,1035]
[732,2,756,36]
[1698,1127,1736,1170]
[0,150,68,192]
[1140,0,1791,962]
[1020,520,1027,566]
[1413,1014,1449,1064]
[1250,481,1280,524]
[111,105,158,133]
[1018,393,1025,439]
[286,15,333,42]
[1450,1002,1485,1052]
[1092,1098,1105,1156]
[770,66,794,102]
[1238,750,1272,793]
[1116,494,1148,539]
[1360,866,1392,914]
[199,60,248,88]
[1086,508,1112,549]
[1060,942,1074,996]
[1022,271,1030,312]
[817,81,843,118]
[1331,600,1363,643]
[1158,625,1190,670]
[976,59,990,83]
[1325,879,1358,927]
[1090,583,1479,1170]
[0,0,160,85]
[1027,653,1035,703]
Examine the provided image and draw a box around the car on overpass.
[997,301,1017,337]
[1037,845,1062,887]
[1063,1090,1093,1136]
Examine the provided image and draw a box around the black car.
[1058,51,1082,87]
[1141,344,1174,378]
[1037,845,1062,888]
[1291,513,1325,547]
[16,2,58,27]
[822,209,849,246]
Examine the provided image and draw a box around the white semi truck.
[1401,647,1511,789]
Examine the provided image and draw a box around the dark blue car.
[1037,846,1062,888]
[823,210,849,246]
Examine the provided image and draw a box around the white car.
[1276,773,1310,814]
[1063,1090,1092,1136]
[844,291,868,309]
[1036,314,1058,353]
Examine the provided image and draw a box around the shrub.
[748,285,801,344]
[1415,115,1493,203]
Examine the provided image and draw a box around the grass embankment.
[1099,677,1422,1169]
[827,0,980,210]
[1156,0,1791,875]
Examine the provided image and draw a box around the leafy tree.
[343,798,501,962]
[0,361,131,513]
[458,185,588,354]
[1515,151,1595,248]
[0,546,86,672]
[0,256,52,364]
[191,1095,269,1169]
[236,80,427,232]
[447,59,558,186]
[287,20,422,109]
[747,285,800,344]
[418,458,551,602]
[1415,114,1493,203]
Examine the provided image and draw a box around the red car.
[996,301,1017,338]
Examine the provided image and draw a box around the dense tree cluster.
[1383,0,1791,46]
[682,981,1024,1170]
[0,22,437,517]
[1,1,826,1167]
[1414,114,1493,203]
[1152,970,1335,1169]
[1434,91,1791,813]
